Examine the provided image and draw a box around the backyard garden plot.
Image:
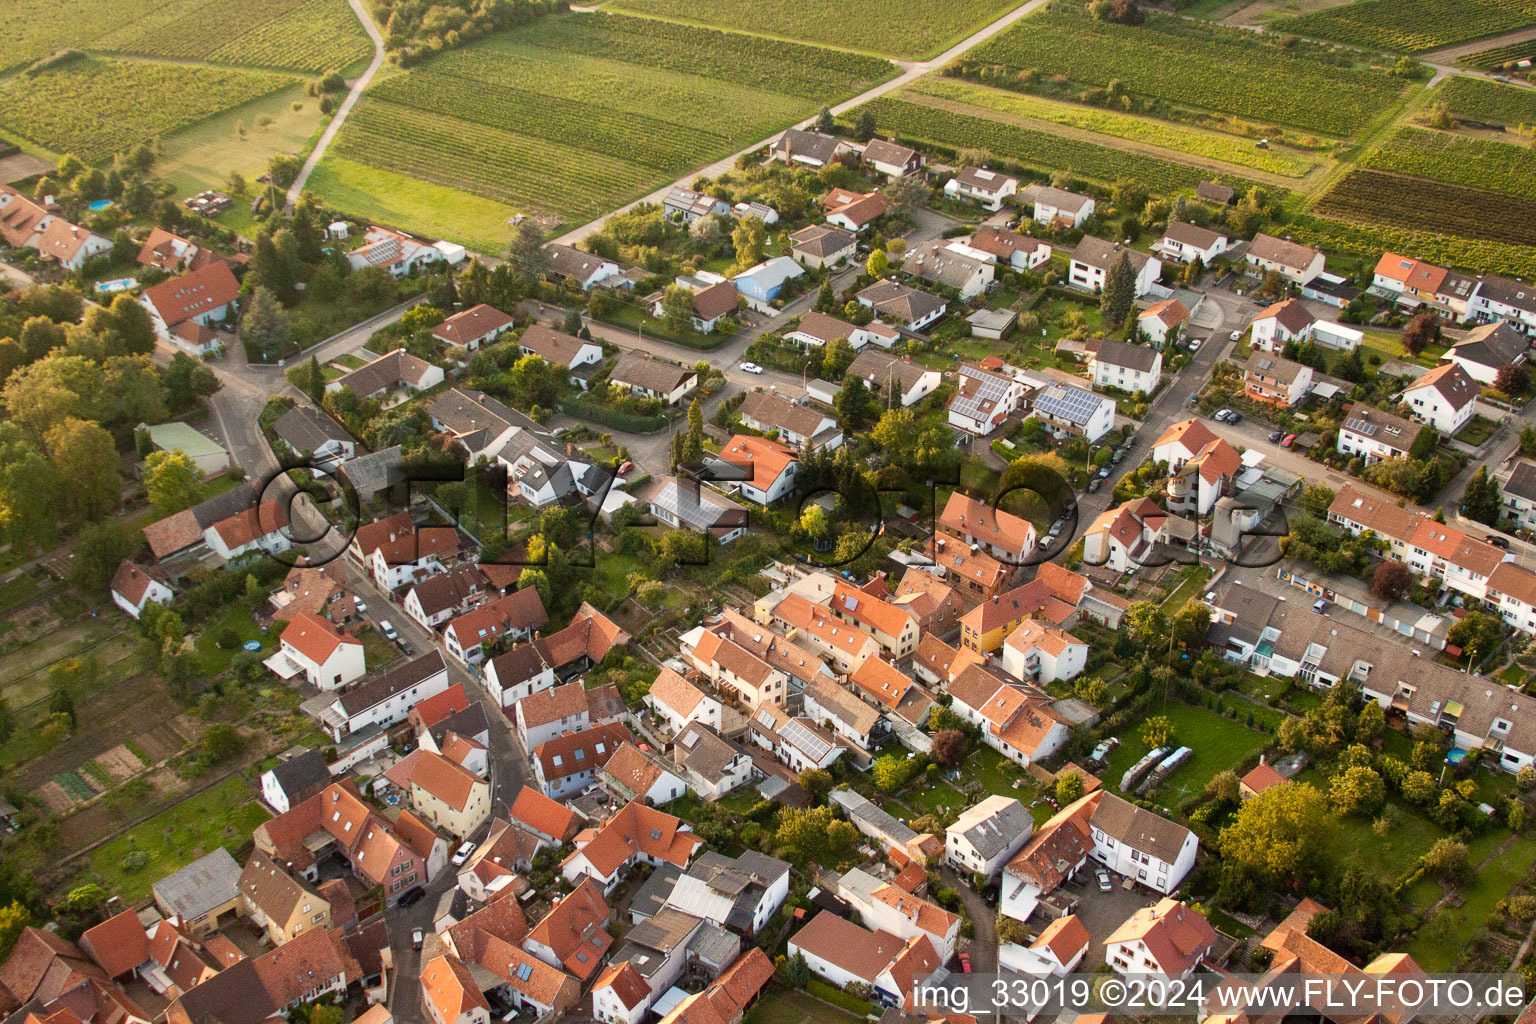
[1097,702,1268,805]
[904,78,1321,179]
[959,2,1404,137]
[90,0,372,73]
[852,97,1263,194]
[1362,127,1536,201]
[1313,168,1536,247]
[322,14,894,228]
[1435,74,1536,126]
[0,56,292,162]
[1269,0,1536,53]
[606,0,1019,59]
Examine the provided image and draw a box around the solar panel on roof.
[779,719,832,762]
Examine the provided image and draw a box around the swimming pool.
[94,278,137,294]
[87,199,113,211]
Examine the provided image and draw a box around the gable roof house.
[110,561,173,620]
[1163,434,1242,516]
[1244,351,1314,407]
[944,166,1019,210]
[164,926,360,1024]
[1020,184,1095,228]
[313,650,450,742]
[1088,338,1162,395]
[1446,320,1529,386]
[737,390,842,450]
[561,801,704,893]
[1082,496,1195,573]
[856,279,946,330]
[948,363,1026,437]
[770,128,847,168]
[849,656,934,728]
[662,186,730,223]
[440,587,549,666]
[600,741,688,806]
[940,491,1036,566]
[891,567,962,635]
[137,228,225,273]
[355,517,461,593]
[1468,273,1536,334]
[1401,361,1478,435]
[732,255,804,313]
[945,666,1070,768]
[531,722,632,799]
[946,795,1034,880]
[399,749,491,839]
[403,564,491,630]
[260,749,332,815]
[272,405,355,466]
[516,324,604,373]
[611,352,700,404]
[1069,237,1161,298]
[671,720,755,802]
[1158,220,1228,265]
[427,387,540,461]
[238,852,331,946]
[846,350,941,406]
[830,580,921,661]
[1138,297,1190,347]
[1336,403,1421,466]
[1249,298,1317,354]
[0,185,111,271]
[140,261,240,355]
[267,612,364,690]
[256,781,427,905]
[1152,417,1221,471]
[648,477,748,545]
[905,239,995,300]
[861,139,924,178]
[969,225,1052,272]
[152,849,245,937]
[1105,898,1216,980]
[1500,458,1536,531]
[513,677,624,750]
[802,676,882,750]
[788,223,857,268]
[999,913,1091,979]
[787,911,940,1009]
[708,434,799,505]
[835,869,960,960]
[645,667,722,738]
[327,348,444,408]
[1245,233,1324,285]
[545,243,620,290]
[822,188,889,233]
[347,226,444,277]
[1002,619,1090,686]
[431,304,516,351]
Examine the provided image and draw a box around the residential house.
[829,789,943,865]
[514,678,623,750]
[1244,351,1314,407]
[313,651,450,742]
[1500,459,1536,530]
[849,657,933,727]
[137,228,224,273]
[664,852,789,936]
[600,741,687,805]
[1158,221,1227,265]
[347,226,444,277]
[1371,251,1478,320]
[1246,233,1324,285]
[1002,619,1089,685]
[441,587,549,666]
[1031,378,1117,441]
[238,853,331,946]
[510,785,583,845]
[1249,299,1317,353]
[891,567,962,635]
[268,612,364,689]
[946,795,1033,880]
[663,187,729,222]
[561,801,704,892]
[1020,184,1095,228]
[708,435,798,505]
[152,849,244,937]
[165,927,360,1024]
[1082,496,1195,573]
[1468,273,1536,334]
[836,868,959,960]
[1240,758,1288,799]
[1088,339,1162,394]
[427,387,539,461]
[1069,237,1161,297]
[1336,404,1421,465]
[1446,320,1529,386]
[517,324,604,373]
[1164,435,1242,515]
[644,667,721,736]
[327,348,444,407]
[763,591,880,675]
[939,491,1036,565]
[856,280,945,329]
[685,623,791,708]
[999,914,1091,978]
[420,956,490,1024]
[969,225,1051,271]
[944,167,1019,210]
[611,353,700,404]
[949,363,1026,436]
[830,580,920,660]
[732,201,779,225]
[732,256,804,313]
[861,139,924,178]
[1105,899,1215,980]
[802,677,881,750]
[523,877,613,985]
[847,350,941,406]
[1138,298,1189,347]
[945,666,1069,768]
[1401,362,1477,435]
[648,477,749,545]
[403,564,490,630]
[771,128,846,168]
[746,704,846,774]
[272,405,355,466]
[822,188,887,233]
[737,390,842,450]
[110,561,172,620]
[483,642,556,710]
[400,750,490,839]
[546,244,620,290]
[1151,417,1221,471]
[531,723,631,799]
[260,749,331,815]
[255,781,426,899]
[431,304,516,351]
[788,223,857,268]
[787,911,940,1009]
[140,261,239,355]
[672,722,754,801]
[687,607,834,701]
[905,240,995,301]
[783,310,889,351]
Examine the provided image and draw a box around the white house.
[708,435,798,505]
[664,850,789,936]
[1447,320,1529,386]
[1082,497,1194,574]
[998,914,1090,979]
[204,500,291,563]
[944,167,1019,211]
[848,350,941,407]
[610,353,700,405]
[1244,351,1314,408]
[969,226,1051,272]
[348,227,443,277]
[1021,184,1095,228]
[515,679,601,752]
[403,564,489,630]
[517,324,604,372]
[788,223,857,269]
[1336,404,1420,465]
[440,588,549,667]
[259,749,331,814]
[1249,299,1316,353]
[949,363,1027,436]
[860,139,924,178]
[590,963,650,1024]
[648,477,748,545]
[1468,274,1536,335]
[736,389,842,450]
[140,261,240,354]
[1030,380,1117,442]
[1158,221,1227,265]
[366,524,459,592]
[601,741,687,806]
[1069,237,1161,298]
[1001,620,1089,686]
[1401,362,1477,435]
[271,612,365,690]
[546,243,620,290]
[1105,899,1215,981]
[1089,339,1162,394]
[483,643,556,710]
[834,869,960,960]
[672,722,755,802]
[945,796,1032,880]
[644,667,721,736]
[431,304,516,351]
[272,406,355,467]
[1151,418,1220,471]
[905,240,995,301]
[788,911,939,1009]
[313,652,450,741]
[532,723,630,800]
[1137,299,1189,347]
[855,280,946,330]
[110,561,173,620]
[1245,233,1324,286]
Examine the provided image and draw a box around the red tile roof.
[432,304,514,348]
[280,612,360,666]
[79,911,148,979]
[142,261,240,329]
[509,785,581,841]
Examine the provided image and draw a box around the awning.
[264,652,305,679]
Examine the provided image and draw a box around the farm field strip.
[0,56,292,162]
[1290,211,1536,282]
[960,2,1404,136]
[1312,167,1536,247]
[1269,0,1536,54]
[1435,74,1536,125]
[1362,127,1536,200]
[853,96,1266,194]
[905,77,1322,178]
[604,0,1020,59]
[90,0,370,72]
[1459,40,1536,69]
[0,0,169,72]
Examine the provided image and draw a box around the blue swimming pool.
[87,199,113,211]
[94,277,137,294]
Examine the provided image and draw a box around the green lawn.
[1330,794,1445,883]
[745,986,862,1024]
[88,775,270,901]
[192,607,270,677]
[1405,833,1536,969]
[309,155,519,255]
[1100,702,1269,807]
[1163,563,1213,611]
[0,574,40,612]
[361,630,399,671]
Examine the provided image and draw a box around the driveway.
[1060,871,1160,969]
[941,865,997,973]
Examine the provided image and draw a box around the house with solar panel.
[1028,380,1116,442]
[747,704,846,773]
[647,477,750,545]
[949,364,1027,436]
[1336,404,1421,466]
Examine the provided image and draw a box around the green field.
[852,96,1262,193]
[0,0,171,71]
[905,78,1321,178]
[1270,0,1536,53]
[92,0,370,72]
[1405,833,1536,968]
[1460,41,1536,70]
[607,0,1018,59]
[1314,168,1536,246]
[1362,127,1536,200]
[321,12,894,231]
[88,775,270,900]
[308,157,520,254]
[1099,702,1269,806]
[1288,210,1536,281]
[0,56,292,162]
[958,2,1404,137]
[1435,75,1536,126]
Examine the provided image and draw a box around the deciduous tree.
[1369,559,1413,600]
[45,417,119,523]
[144,449,204,516]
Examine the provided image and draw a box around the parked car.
[1096,868,1112,892]
[1487,534,1512,549]
[354,599,367,614]
[452,841,478,867]
[1227,411,1243,423]
[1230,330,1242,341]
[1313,598,1330,614]
[739,362,764,374]
[1282,433,1297,448]
[411,928,424,950]
[379,620,398,642]
[1215,408,1233,422]
[957,952,972,974]
[1112,449,1125,463]
[1187,338,1202,352]
[617,460,635,476]
[398,887,426,908]
[1087,478,1102,493]
[1268,429,1283,443]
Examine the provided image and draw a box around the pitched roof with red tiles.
[1241,762,1287,795]
[446,586,550,646]
[1402,361,1477,411]
[831,581,916,641]
[509,786,581,841]
[1033,914,1090,964]
[421,954,488,1023]
[565,801,703,879]
[1153,417,1220,457]
[646,666,710,719]
[927,536,1007,591]
[142,261,240,329]
[78,911,148,979]
[601,741,672,796]
[516,679,591,730]
[1003,791,1097,891]
[432,304,514,348]
[533,602,629,668]
[850,657,916,711]
[526,877,613,981]
[593,961,650,1010]
[659,948,775,1024]
[1190,437,1243,485]
[1254,299,1316,335]
[940,491,1034,559]
[391,809,445,864]
[716,434,797,489]
[109,561,166,607]
[209,499,289,549]
[409,682,470,729]
[1106,898,1215,976]
[789,910,907,985]
[532,723,631,784]
[249,927,358,1008]
[280,612,361,666]
[407,749,484,812]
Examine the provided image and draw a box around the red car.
[1281,433,1297,448]
[957,952,972,974]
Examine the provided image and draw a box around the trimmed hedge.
[561,396,669,433]
[806,979,876,1017]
